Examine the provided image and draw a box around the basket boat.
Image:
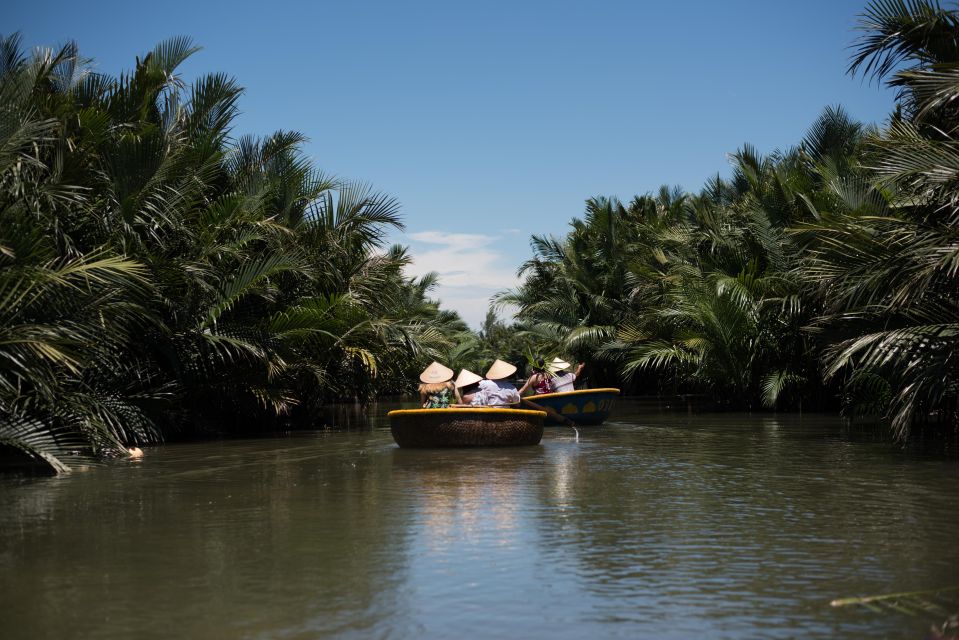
[525,388,620,426]
[388,407,546,448]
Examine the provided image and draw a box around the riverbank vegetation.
[500,0,958,441]
[3,1,957,472]
[0,34,474,469]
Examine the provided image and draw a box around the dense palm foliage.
[4,0,957,469]
[434,309,534,376]
[503,0,958,439]
[0,35,464,470]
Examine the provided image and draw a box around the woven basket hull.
[527,388,620,426]
[388,408,545,448]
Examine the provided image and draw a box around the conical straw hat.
[485,359,517,380]
[420,361,454,384]
[549,357,572,373]
[454,369,483,388]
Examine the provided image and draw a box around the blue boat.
[524,388,620,426]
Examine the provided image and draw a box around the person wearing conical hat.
[473,359,521,406]
[453,368,483,405]
[419,362,456,408]
[548,357,585,393]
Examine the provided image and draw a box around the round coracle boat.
[388,407,546,448]
[527,388,620,426]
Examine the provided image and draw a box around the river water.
[2,400,958,639]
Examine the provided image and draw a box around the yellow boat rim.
[530,388,620,401]
[388,408,547,418]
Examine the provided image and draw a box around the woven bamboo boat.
[388,407,546,448]
[527,388,620,426]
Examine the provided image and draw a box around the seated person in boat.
[517,357,554,395]
[418,361,456,408]
[454,369,483,405]
[473,359,522,406]
[516,360,575,426]
[549,358,585,392]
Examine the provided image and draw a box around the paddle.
[520,398,578,441]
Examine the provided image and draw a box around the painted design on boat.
[526,388,620,426]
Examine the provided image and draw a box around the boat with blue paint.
[526,388,620,426]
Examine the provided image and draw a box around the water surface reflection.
[1,403,957,639]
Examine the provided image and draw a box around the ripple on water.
[0,405,956,639]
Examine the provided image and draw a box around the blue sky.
[6,0,895,326]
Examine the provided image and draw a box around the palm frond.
[203,253,301,328]
[831,585,959,617]
[0,412,93,473]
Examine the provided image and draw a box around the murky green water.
[2,401,958,639]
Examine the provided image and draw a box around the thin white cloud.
[408,231,494,250]
[402,229,520,327]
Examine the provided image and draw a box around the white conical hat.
[485,359,517,380]
[420,361,454,383]
[454,369,483,388]
[549,357,572,373]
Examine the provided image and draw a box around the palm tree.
[0,33,467,471]
[797,0,959,438]
[0,36,159,467]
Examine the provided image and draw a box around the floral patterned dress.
[425,386,452,408]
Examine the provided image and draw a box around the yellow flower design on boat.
[528,389,620,426]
